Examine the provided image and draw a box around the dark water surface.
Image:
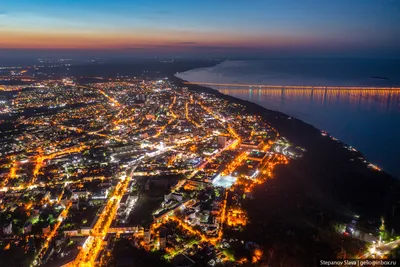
[177,59,400,178]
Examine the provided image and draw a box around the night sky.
[1,0,400,58]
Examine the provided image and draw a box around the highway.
[183,82,400,91]
[73,149,171,266]
[72,161,141,266]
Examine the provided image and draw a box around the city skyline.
[1,0,400,58]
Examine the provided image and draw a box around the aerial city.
[1,1,400,267]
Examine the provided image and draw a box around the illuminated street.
[0,77,397,267]
[2,1,400,266]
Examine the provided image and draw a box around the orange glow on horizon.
[0,28,324,50]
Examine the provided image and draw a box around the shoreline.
[171,74,391,176]
[170,73,400,235]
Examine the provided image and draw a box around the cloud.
[0,10,6,15]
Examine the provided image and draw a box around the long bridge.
[183,82,400,91]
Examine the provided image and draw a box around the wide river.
[176,59,400,178]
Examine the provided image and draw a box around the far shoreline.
[175,59,400,88]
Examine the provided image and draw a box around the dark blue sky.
[1,0,399,58]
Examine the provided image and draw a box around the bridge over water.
[183,82,400,91]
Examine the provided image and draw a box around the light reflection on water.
[216,87,400,178]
